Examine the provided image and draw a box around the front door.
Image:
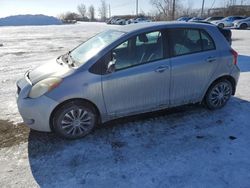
[102,30,171,116]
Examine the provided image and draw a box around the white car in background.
[233,17,250,29]
[204,16,224,23]
[211,16,246,28]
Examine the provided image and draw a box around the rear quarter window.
[200,30,216,51]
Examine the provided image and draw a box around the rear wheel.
[205,80,232,110]
[240,23,248,30]
[52,101,97,139]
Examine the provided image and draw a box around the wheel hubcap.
[61,108,93,136]
[209,82,231,108]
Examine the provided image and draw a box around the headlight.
[29,77,62,99]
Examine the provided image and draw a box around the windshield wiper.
[57,51,77,67]
[67,52,76,67]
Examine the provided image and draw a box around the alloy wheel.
[208,81,232,109]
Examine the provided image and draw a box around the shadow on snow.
[238,55,250,72]
[27,97,250,187]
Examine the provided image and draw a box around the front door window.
[113,31,164,70]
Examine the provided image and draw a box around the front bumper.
[233,23,240,28]
[16,77,59,132]
[17,95,58,132]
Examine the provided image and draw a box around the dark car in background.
[177,17,192,22]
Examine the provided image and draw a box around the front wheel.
[205,80,232,110]
[240,23,248,30]
[52,101,97,139]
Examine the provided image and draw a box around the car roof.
[115,21,216,33]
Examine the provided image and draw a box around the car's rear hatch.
[218,27,232,45]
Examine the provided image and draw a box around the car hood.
[28,58,73,84]
[233,20,242,24]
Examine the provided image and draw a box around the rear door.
[168,28,220,106]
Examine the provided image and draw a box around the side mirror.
[107,52,116,73]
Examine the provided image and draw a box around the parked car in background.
[111,18,121,24]
[177,17,192,22]
[106,18,113,24]
[106,17,121,24]
[211,16,246,28]
[108,17,151,25]
[189,20,211,24]
[233,17,250,29]
[129,17,151,24]
[115,19,127,25]
[16,22,240,139]
[204,16,224,22]
[188,17,204,22]
[126,19,133,25]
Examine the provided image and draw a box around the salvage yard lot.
[0,23,250,187]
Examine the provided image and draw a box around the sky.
[0,0,224,18]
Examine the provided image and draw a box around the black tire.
[52,101,97,139]
[218,23,224,29]
[240,23,248,30]
[205,80,233,110]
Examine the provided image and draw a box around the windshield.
[222,17,232,21]
[70,30,125,66]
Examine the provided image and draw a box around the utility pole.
[172,0,176,20]
[201,0,205,17]
[136,0,138,16]
[109,4,111,18]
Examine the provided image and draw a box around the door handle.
[206,57,217,63]
[155,66,169,73]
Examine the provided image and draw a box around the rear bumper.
[230,65,240,95]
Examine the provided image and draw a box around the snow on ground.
[0,23,250,187]
[0,22,114,123]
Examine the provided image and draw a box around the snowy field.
[0,22,250,187]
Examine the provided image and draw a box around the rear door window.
[169,28,215,57]
[169,29,202,56]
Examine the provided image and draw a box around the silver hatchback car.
[16,22,240,139]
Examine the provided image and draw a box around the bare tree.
[58,13,66,20]
[88,5,95,21]
[239,0,249,5]
[180,0,194,16]
[172,0,176,20]
[150,0,179,20]
[77,3,87,18]
[58,12,79,22]
[227,0,237,6]
[99,0,108,22]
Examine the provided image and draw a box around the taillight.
[231,49,238,65]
